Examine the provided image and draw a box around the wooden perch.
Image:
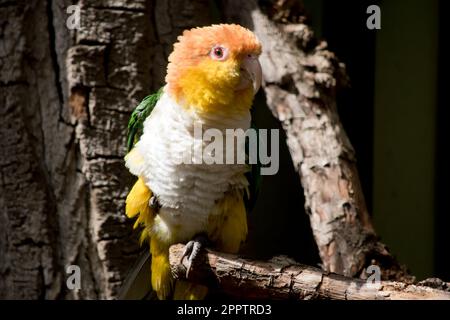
[169,244,450,300]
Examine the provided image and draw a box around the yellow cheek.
[177,59,254,116]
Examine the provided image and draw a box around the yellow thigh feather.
[208,190,248,254]
[126,178,247,300]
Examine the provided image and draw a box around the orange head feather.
[165,24,262,115]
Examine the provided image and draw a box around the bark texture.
[170,244,449,300]
[222,0,412,282]
[0,0,214,299]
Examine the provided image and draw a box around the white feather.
[126,88,250,243]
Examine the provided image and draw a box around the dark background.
[297,0,448,280]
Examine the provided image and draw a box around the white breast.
[126,89,250,243]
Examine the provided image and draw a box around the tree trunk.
[0,0,214,299]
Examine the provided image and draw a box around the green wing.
[244,122,262,213]
[126,88,164,152]
[120,89,163,300]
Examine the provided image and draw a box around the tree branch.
[169,244,450,300]
[222,0,413,282]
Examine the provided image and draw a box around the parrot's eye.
[210,45,228,61]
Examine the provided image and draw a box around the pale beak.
[236,55,262,94]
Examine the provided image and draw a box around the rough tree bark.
[0,0,214,299]
[170,244,450,300]
[221,0,412,282]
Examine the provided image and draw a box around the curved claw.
[179,235,208,278]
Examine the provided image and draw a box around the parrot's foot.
[180,234,209,279]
